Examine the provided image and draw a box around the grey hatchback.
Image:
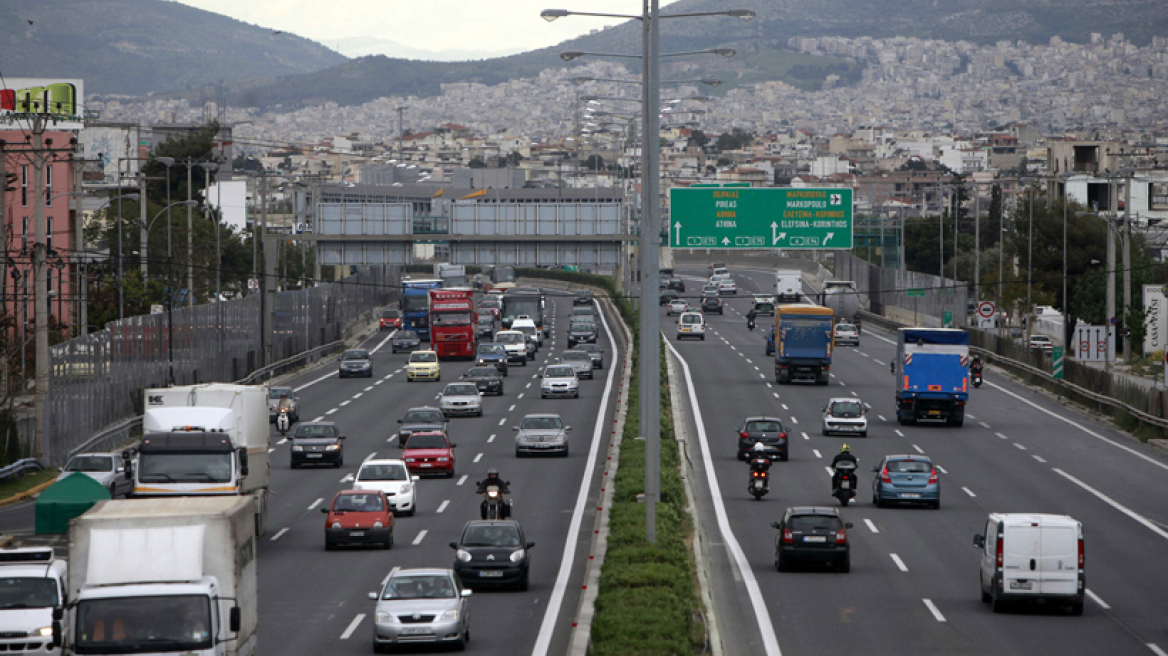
[871,455,940,509]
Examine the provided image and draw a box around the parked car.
[871,455,940,509]
[339,349,373,378]
[462,366,505,395]
[771,507,853,572]
[974,513,1084,615]
[735,416,788,461]
[439,382,484,418]
[353,459,418,516]
[396,406,447,446]
[290,421,346,468]
[390,330,420,353]
[379,308,403,331]
[577,343,604,369]
[370,568,471,651]
[539,364,580,399]
[821,398,870,437]
[514,413,571,457]
[323,489,394,550]
[402,431,457,478]
[56,453,131,498]
[450,520,535,590]
[267,386,300,423]
[406,350,441,382]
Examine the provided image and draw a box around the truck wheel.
[1069,600,1084,616]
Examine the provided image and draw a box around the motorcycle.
[747,456,771,500]
[747,317,756,331]
[480,484,512,519]
[971,368,983,388]
[276,408,291,436]
[832,461,857,507]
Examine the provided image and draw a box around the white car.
[438,382,483,417]
[540,364,580,399]
[494,330,529,365]
[974,513,1084,615]
[57,452,132,498]
[353,459,419,516]
[718,280,738,295]
[667,299,689,316]
[511,317,542,349]
[708,274,730,285]
[676,311,705,341]
[1028,335,1053,352]
[821,398,870,437]
[834,322,860,346]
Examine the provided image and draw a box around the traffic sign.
[977,301,996,319]
[669,187,853,249]
[907,288,925,298]
[1053,346,1064,379]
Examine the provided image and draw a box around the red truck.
[429,288,476,359]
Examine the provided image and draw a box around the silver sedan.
[439,382,484,417]
[370,568,471,651]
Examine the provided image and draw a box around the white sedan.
[667,299,690,316]
[821,398,871,437]
[438,382,483,417]
[833,322,860,346]
[717,280,738,295]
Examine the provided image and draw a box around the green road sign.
[1052,346,1064,379]
[943,311,953,327]
[907,288,926,298]
[669,187,853,249]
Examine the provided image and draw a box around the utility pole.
[0,140,9,340]
[31,116,49,462]
[138,173,147,279]
[640,0,662,543]
[1106,178,1117,372]
[73,154,84,336]
[973,182,980,304]
[186,163,194,306]
[396,106,407,166]
[1123,172,1132,364]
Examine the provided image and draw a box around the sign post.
[1052,345,1064,379]
[669,187,853,249]
[908,288,924,326]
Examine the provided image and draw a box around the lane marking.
[339,473,354,483]
[364,452,377,461]
[1147,645,1168,656]
[781,404,789,411]
[294,369,337,393]
[308,498,323,510]
[312,415,324,423]
[1033,455,1047,463]
[518,393,525,399]
[381,566,400,588]
[1052,468,1168,541]
[1013,443,1028,450]
[276,438,288,445]
[488,434,496,443]
[325,408,338,415]
[1086,588,1110,610]
[790,417,798,425]
[412,530,428,546]
[912,444,924,454]
[874,360,885,366]
[890,553,909,572]
[894,429,905,437]
[267,448,275,454]
[340,613,365,640]
[823,466,833,477]
[375,380,384,386]
[962,486,977,497]
[474,453,483,463]
[270,527,289,542]
[352,393,363,400]
[922,599,946,622]
[457,474,468,486]
[526,382,532,389]
[509,404,517,412]
[995,432,1009,440]
[878,415,887,422]
[801,432,809,441]
[436,500,450,514]
[364,386,374,392]
[864,518,879,534]
[979,421,991,429]
[812,449,822,459]
[936,465,948,474]
[498,418,507,426]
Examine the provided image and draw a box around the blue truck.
[891,328,970,426]
[773,304,834,385]
[402,279,443,341]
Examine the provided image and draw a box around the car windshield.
[405,433,448,449]
[403,410,444,424]
[431,312,472,326]
[478,344,504,356]
[466,367,497,377]
[579,344,600,353]
[887,459,932,473]
[561,352,589,363]
[75,595,211,653]
[746,420,782,433]
[358,463,409,481]
[65,456,113,472]
[137,453,233,483]
[837,324,856,331]
[410,352,437,363]
[496,333,523,345]
[570,323,594,332]
[383,574,456,600]
[788,515,843,531]
[0,577,59,609]
[479,299,500,308]
[343,350,369,361]
[515,325,536,335]
[461,524,521,547]
[521,416,563,430]
[268,387,293,399]
[381,310,400,319]
[396,331,417,340]
[444,384,478,396]
[293,424,339,438]
[830,401,863,418]
[545,366,575,378]
[333,493,385,512]
[477,317,493,325]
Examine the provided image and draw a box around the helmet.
[487,468,500,477]
[751,441,767,451]
[841,444,851,453]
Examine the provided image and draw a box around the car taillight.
[880,468,891,484]
[782,528,793,544]
[835,529,847,544]
[779,432,788,440]
[928,468,938,485]
[996,533,1004,568]
[1078,538,1084,569]
[740,431,750,439]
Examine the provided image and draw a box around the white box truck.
[0,548,68,653]
[775,269,802,303]
[129,384,269,536]
[973,513,1085,615]
[66,497,258,656]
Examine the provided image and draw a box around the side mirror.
[461,589,473,598]
[450,443,457,448]
[229,607,242,633]
[889,361,895,375]
[51,619,62,648]
[512,427,519,431]
[368,592,378,600]
[339,436,347,440]
[320,507,329,513]
[124,464,134,481]
[238,448,249,477]
[845,522,854,529]
[397,419,403,424]
[973,535,985,549]
[449,541,459,549]
[411,476,419,482]
[565,426,572,431]
[526,541,536,549]
[821,407,826,412]
[770,521,782,529]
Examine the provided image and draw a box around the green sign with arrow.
[669,187,853,249]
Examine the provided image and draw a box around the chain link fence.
[44,266,400,465]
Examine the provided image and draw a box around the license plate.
[928,410,941,415]
[401,627,427,635]
[419,463,432,468]
[350,531,365,537]
[803,535,826,543]
[479,571,504,578]
[1010,580,1033,590]
[307,454,323,458]
[900,492,920,498]
[841,481,850,489]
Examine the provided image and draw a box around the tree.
[583,155,605,171]
[714,128,753,153]
[687,130,710,149]
[467,158,486,169]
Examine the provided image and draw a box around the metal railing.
[0,458,42,482]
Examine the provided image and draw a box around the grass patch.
[0,467,59,500]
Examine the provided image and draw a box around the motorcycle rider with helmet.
[475,468,512,519]
[831,444,858,491]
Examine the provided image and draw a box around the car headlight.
[510,549,526,563]
[400,483,412,495]
[437,457,450,462]
[439,609,461,621]
[331,522,342,529]
[404,457,416,463]
[373,521,384,528]
[34,626,52,637]
[376,611,394,623]
[291,445,303,452]
[325,444,341,451]
[456,549,472,562]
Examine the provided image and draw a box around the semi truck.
[66,497,258,656]
[774,304,834,385]
[820,280,862,332]
[131,384,269,536]
[428,288,476,359]
[402,279,443,340]
[0,548,67,654]
[890,328,970,426]
[434,262,468,288]
[775,269,803,303]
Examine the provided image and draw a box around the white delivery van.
[973,513,1084,615]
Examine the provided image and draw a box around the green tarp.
[35,472,110,535]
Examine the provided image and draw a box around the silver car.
[540,365,579,399]
[369,568,471,651]
[57,453,132,498]
[558,350,594,379]
[514,413,571,457]
[439,382,484,418]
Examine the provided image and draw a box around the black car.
[659,289,679,306]
[475,342,509,375]
[396,406,448,446]
[771,507,853,573]
[462,366,504,396]
[667,277,686,293]
[449,520,535,590]
[577,343,604,369]
[339,349,373,378]
[290,421,346,468]
[573,290,593,306]
[476,316,496,340]
[701,296,724,314]
[567,320,598,348]
[736,416,789,461]
[390,330,420,354]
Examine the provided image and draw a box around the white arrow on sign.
[722,237,730,246]
[770,222,787,245]
[824,232,834,245]
[673,221,681,244]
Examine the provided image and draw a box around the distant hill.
[0,0,346,96]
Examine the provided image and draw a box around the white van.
[511,317,542,348]
[973,513,1084,615]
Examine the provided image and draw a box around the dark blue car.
[475,343,509,376]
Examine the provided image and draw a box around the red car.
[402,431,457,478]
[322,489,394,550]
[380,309,403,331]
[478,299,502,319]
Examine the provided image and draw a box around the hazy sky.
[172,1,659,58]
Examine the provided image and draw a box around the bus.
[402,279,443,340]
[501,288,547,334]
[429,288,476,359]
[482,266,517,293]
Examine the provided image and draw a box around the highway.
[668,265,1168,656]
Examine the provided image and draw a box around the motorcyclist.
[748,441,772,472]
[276,392,294,415]
[830,444,858,490]
[475,469,512,518]
[746,309,757,331]
[970,355,984,375]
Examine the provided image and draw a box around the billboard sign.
[78,125,143,188]
[0,78,85,130]
[1143,284,1167,354]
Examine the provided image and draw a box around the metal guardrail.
[857,310,1168,432]
[67,417,143,460]
[235,340,345,386]
[0,458,43,482]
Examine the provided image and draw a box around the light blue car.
[871,455,940,509]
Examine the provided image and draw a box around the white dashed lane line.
[339,400,351,407]
[1013,443,1028,450]
[269,527,289,542]
[457,475,468,486]
[962,486,977,498]
[912,445,924,454]
[936,465,948,474]
[498,418,507,426]
[488,434,496,443]
[1033,455,1047,463]
[812,449,822,459]
[307,498,323,510]
[436,500,450,514]
[412,530,428,546]
[801,432,809,441]
[922,599,946,622]
[339,614,365,640]
[864,518,879,534]
[325,408,338,415]
[474,453,483,463]
[979,421,991,429]
[1086,589,1110,610]
[890,553,909,572]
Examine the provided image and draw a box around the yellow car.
[407,350,442,382]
